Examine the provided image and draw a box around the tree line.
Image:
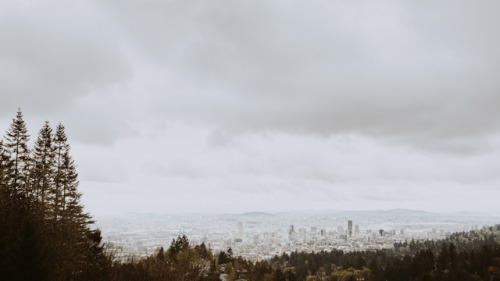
[0,110,109,281]
[2,110,500,281]
[268,225,500,281]
[108,225,500,281]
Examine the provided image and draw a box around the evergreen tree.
[31,121,55,217]
[3,109,31,194]
[0,176,49,281]
[1,111,110,281]
[437,243,449,271]
[168,235,190,262]
[273,268,286,281]
[156,247,165,261]
[0,140,11,189]
[53,123,91,226]
[49,124,95,281]
[53,123,67,220]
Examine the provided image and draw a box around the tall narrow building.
[299,228,306,242]
[289,225,296,241]
[348,220,353,237]
[238,221,243,238]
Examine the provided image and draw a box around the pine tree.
[53,123,67,219]
[1,112,110,281]
[31,121,55,217]
[4,109,31,194]
[0,140,11,189]
[50,124,94,280]
[53,123,91,225]
[61,150,87,223]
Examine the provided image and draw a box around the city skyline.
[96,209,500,261]
[2,1,500,215]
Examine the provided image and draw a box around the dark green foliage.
[110,235,216,281]
[3,109,31,194]
[273,268,286,281]
[195,242,211,259]
[0,140,11,187]
[31,121,55,214]
[218,249,233,265]
[0,192,49,281]
[285,269,296,281]
[168,234,190,262]
[410,249,434,279]
[0,110,110,281]
[156,247,165,261]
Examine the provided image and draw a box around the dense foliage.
[0,110,110,281]
[1,110,500,281]
[269,225,500,281]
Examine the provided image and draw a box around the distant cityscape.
[97,210,500,262]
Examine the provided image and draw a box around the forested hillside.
[1,110,500,281]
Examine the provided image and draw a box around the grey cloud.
[0,1,130,117]
[3,0,500,215]
[131,0,500,151]
[3,0,500,151]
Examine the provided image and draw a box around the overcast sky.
[1,0,500,215]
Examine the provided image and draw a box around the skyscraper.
[299,228,306,242]
[337,226,344,234]
[348,220,353,237]
[238,221,243,238]
[289,225,296,241]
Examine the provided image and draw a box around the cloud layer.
[2,0,500,214]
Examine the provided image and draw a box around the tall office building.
[348,220,353,237]
[253,235,259,245]
[299,228,306,242]
[337,226,344,234]
[238,221,243,238]
[354,224,360,235]
[289,225,296,241]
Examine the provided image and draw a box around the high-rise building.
[337,226,344,234]
[289,225,296,241]
[238,221,243,238]
[299,228,306,242]
[253,235,259,245]
[348,220,353,237]
[354,224,360,235]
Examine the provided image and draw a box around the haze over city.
[2,0,500,215]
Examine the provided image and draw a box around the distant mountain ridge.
[95,209,500,218]
[239,211,275,217]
